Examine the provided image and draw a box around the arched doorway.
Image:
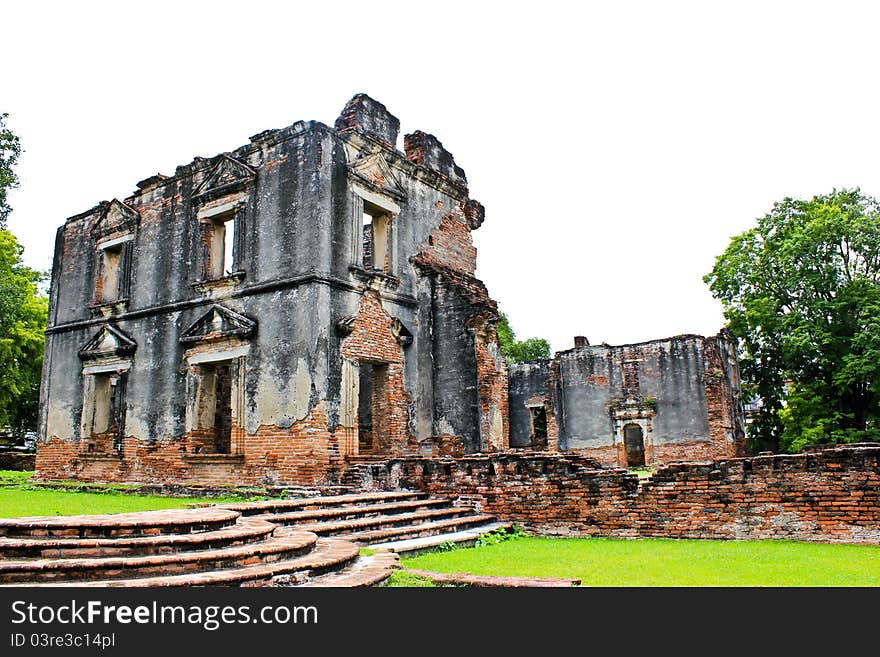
[623,423,645,467]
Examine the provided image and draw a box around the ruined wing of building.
[36,94,744,486]
[508,332,747,468]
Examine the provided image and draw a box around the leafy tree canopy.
[0,116,45,441]
[705,189,880,453]
[0,113,21,227]
[497,312,552,363]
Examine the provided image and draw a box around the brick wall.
[0,452,35,471]
[416,212,477,275]
[473,321,509,451]
[35,402,346,487]
[568,439,724,467]
[351,444,880,542]
[340,289,414,456]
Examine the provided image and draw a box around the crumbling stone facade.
[508,332,746,467]
[37,94,508,486]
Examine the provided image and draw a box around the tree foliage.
[0,229,47,438]
[0,116,45,440]
[497,312,552,363]
[705,189,880,453]
[0,114,21,227]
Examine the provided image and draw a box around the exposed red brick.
[341,289,415,456]
[416,212,477,275]
[350,445,880,543]
[35,403,345,488]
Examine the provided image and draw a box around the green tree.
[0,115,45,441]
[705,189,880,453]
[0,114,21,227]
[0,230,47,440]
[497,312,552,363]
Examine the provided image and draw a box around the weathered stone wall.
[509,332,745,466]
[38,94,507,486]
[508,360,552,448]
[412,254,507,454]
[351,445,880,542]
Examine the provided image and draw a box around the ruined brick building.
[508,333,745,467]
[36,94,744,486]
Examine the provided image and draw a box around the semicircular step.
[0,517,276,559]
[0,527,317,584]
[0,508,240,539]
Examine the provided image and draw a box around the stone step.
[349,514,498,544]
[0,508,240,539]
[216,491,426,516]
[296,507,481,536]
[0,518,276,559]
[403,569,581,587]
[0,527,316,584]
[296,552,400,587]
[257,498,452,525]
[11,538,361,588]
[370,522,506,557]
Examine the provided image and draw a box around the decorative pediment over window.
[193,155,256,200]
[350,152,406,201]
[180,304,257,344]
[91,199,139,240]
[78,324,137,361]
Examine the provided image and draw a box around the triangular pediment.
[180,304,257,344]
[91,199,139,238]
[79,324,137,361]
[193,155,256,198]
[350,152,406,199]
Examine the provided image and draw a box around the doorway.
[212,363,232,454]
[358,362,389,454]
[529,406,548,447]
[623,423,645,467]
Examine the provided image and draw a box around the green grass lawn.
[399,536,880,586]
[5,469,879,586]
[0,471,246,517]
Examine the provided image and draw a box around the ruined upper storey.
[47,94,486,330]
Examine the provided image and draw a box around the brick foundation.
[35,403,346,487]
[350,444,880,543]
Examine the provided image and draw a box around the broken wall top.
[62,93,476,228]
[335,93,401,150]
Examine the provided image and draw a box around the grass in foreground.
[400,536,880,586]
[0,470,34,486]
[0,471,247,517]
[384,572,437,587]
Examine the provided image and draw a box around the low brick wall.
[350,445,880,543]
[0,451,35,471]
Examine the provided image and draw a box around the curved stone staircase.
[217,490,497,546]
[0,491,498,587]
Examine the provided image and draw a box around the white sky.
[4,1,880,353]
